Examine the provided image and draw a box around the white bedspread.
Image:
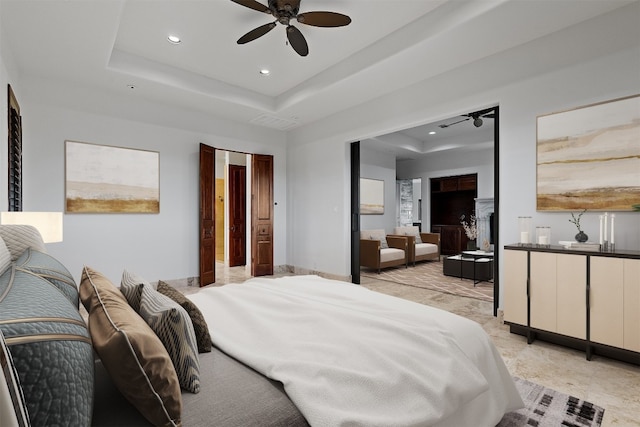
[188,275,522,426]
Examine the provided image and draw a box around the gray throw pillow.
[406,231,423,244]
[139,284,201,394]
[367,230,389,249]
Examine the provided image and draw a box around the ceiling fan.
[438,108,496,129]
[231,0,352,57]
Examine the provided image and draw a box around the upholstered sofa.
[391,226,440,266]
[359,229,409,273]
[0,225,307,427]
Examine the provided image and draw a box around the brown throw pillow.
[79,266,182,427]
[157,281,213,353]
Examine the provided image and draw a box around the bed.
[185,275,523,426]
[0,222,522,426]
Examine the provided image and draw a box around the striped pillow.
[139,284,201,394]
[120,269,150,312]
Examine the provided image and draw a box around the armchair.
[359,229,408,273]
[392,226,440,266]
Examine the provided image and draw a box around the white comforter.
[188,275,522,426]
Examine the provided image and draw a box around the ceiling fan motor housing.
[269,0,300,22]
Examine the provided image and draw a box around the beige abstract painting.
[536,95,640,211]
[65,140,160,213]
[360,178,384,214]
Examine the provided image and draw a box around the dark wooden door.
[251,154,274,276]
[228,164,246,267]
[199,143,215,286]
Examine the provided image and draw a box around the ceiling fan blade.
[438,118,470,128]
[230,0,270,14]
[286,25,308,56]
[296,11,351,27]
[237,22,277,44]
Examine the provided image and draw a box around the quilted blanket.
[188,275,522,426]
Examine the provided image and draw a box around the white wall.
[359,146,397,233]
[285,138,350,275]
[287,5,640,306]
[18,100,288,284]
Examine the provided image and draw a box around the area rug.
[361,260,494,302]
[498,377,605,427]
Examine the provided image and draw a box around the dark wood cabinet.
[431,225,468,256]
[458,175,477,191]
[430,173,477,255]
[440,178,458,192]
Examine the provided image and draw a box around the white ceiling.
[1,0,635,157]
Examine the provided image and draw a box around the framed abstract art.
[536,94,640,211]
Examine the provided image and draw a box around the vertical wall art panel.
[65,141,160,213]
[360,178,384,214]
[536,94,640,211]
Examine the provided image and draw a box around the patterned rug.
[361,259,494,302]
[498,377,605,427]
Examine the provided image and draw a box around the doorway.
[352,106,500,315]
[199,145,274,286]
[214,150,249,269]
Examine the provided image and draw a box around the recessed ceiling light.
[167,35,181,44]
[259,69,270,76]
[429,131,436,135]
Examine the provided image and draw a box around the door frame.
[350,141,360,284]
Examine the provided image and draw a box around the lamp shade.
[0,212,63,243]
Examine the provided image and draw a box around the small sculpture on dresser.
[569,208,588,243]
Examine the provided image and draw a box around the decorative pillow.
[0,239,11,276]
[0,329,30,427]
[79,266,182,426]
[0,225,45,261]
[120,269,151,312]
[157,281,212,353]
[364,229,388,249]
[406,231,423,244]
[0,265,93,427]
[15,248,78,307]
[395,226,423,244]
[139,284,201,393]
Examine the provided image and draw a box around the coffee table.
[443,250,494,286]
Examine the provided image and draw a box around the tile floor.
[203,263,640,426]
